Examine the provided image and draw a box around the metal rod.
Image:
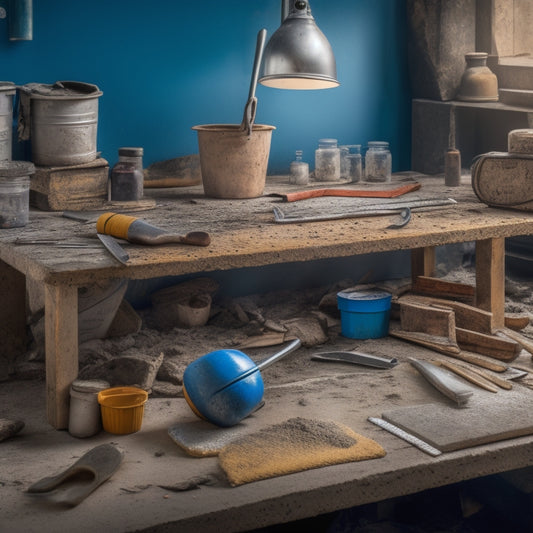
[281,0,289,22]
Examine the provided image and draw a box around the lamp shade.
[259,1,339,90]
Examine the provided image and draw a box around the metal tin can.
[68,379,110,438]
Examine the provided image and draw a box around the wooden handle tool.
[96,212,211,247]
[437,360,499,393]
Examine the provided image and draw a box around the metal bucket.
[192,124,275,199]
[0,82,16,162]
[22,81,103,166]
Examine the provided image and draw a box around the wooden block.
[399,300,455,339]
[455,327,521,362]
[400,295,493,334]
[30,158,109,211]
[412,275,475,303]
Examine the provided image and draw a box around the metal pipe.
[281,0,289,22]
[8,0,32,41]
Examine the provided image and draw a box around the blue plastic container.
[337,289,392,339]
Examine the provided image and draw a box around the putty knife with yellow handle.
[96,212,211,247]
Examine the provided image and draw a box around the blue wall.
[0,0,411,173]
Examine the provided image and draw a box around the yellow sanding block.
[218,417,386,486]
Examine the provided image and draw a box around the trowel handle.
[256,338,302,371]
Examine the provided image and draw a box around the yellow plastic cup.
[97,386,148,434]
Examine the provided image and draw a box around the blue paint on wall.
[0,0,410,173]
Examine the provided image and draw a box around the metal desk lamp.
[259,0,339,90]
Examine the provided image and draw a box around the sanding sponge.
[218,417,386,486]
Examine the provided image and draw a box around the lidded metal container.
[18,81,103,166]
[0,82,16,162]
[68,379,110,438]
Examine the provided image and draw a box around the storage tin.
[22,81,103,166]
[68,379,110,438]
[337,288,392,339]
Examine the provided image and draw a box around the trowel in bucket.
[240,28,267,136]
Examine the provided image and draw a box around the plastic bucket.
[98,386,148,435]
[0,82,16,162]
[23,81,103,166]
[337,289,392,339]
[0,160,35,228]
[192,124,275,198]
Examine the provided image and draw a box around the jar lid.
[119,147,144,157]
[71,379,111,393]
[318,138,338,148]
[337,289,392,313]
[0,161,35,178]
[20,81,102,100]
[368,141,389,148]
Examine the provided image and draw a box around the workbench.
[3,172,533,532]
[1,172,533,430]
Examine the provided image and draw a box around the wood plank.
[400,294,493,334]
[45,283,79,429]
[455,327,521,362]
[399,300,455,339]
[411,276,475,303]
[475,237,505,328]
[411,247,436,280]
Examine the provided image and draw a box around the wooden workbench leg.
[0,260,26,379]
[411,246,436,282]
[45,283,78,429]
[475,237,505,329]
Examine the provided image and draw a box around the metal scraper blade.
[97,233,129,264]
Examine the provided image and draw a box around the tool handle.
[409,358,473,406]
[97,212,139,240]
[256,338,301,371]
[96,212,211,246]
[280,182,421,202]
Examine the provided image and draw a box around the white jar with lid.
[314,138,341,181]
[68,379,110,438]
[364,141,392,183]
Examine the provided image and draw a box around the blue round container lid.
[337,289,392,312]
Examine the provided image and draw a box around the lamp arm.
[281,0,289,22]
[248,28,267,101]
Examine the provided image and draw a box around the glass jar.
[314,138,341,181]
[110,146,144,201]
[0,161,34,228]
[110,162,143,201]
[289,150,309,185]
[364,141,391,183]
[340,144,362,183]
